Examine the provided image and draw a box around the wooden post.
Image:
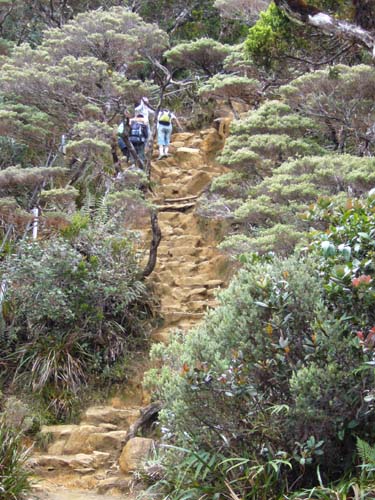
[32,207,39,240]
[0,280,7,305]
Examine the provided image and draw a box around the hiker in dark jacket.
[129,113,148,164]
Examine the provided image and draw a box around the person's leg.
[157,126,165,159]
[138,143,145,163]
[164,126,172,155]
[118,137,128,159]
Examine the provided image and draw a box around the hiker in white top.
[157,109,182,160]
[135,97,155,133]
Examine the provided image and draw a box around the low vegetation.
[147,194,375,499]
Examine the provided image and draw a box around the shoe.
[157,155,165,160]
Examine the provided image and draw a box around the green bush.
[0,418,31,499]
[148,198,375,497]
[0,231,154,417]
[245,3,296,69]
[307,194,375,333]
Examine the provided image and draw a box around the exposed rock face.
[119,437,155,473]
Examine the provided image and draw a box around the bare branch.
[274,0,375,57]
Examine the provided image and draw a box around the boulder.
[119,437,154,473]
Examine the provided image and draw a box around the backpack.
[129,121,146,143]
[159,111,171,125]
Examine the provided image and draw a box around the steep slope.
[30,127,229,499]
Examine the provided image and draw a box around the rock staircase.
[149,130,229,343]
[30,128,229,499]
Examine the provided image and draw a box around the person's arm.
[143,97,156,113]
[172,114,182,130]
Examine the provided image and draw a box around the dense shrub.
[0,229,153,417]
[148,195,375,498]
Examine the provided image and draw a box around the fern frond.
[356,437,375,465]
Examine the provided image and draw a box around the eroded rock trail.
[30,128,228,499]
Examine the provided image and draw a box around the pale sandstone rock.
[182,289,208,302]
[172,132,195,142]
[119,437,154,473]
[40,424,79,440]
[150,328,171,344]
[200,129,224,155]
[63,425,107,455]
[29,451,110,471]
[174,147,202,167]
[206,279,224,287]
[170,246,200,258]
[185,171,211,194]
[170,140,185,148]
[97,476,132,494]
[86,430,128,453]
[175,275,211,287]
[84,406,139,427]
[47,439,66,455]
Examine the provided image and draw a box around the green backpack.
[159,111,171,124]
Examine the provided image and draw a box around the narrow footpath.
[30,127,229,500]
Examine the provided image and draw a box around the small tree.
[165,38,230,76]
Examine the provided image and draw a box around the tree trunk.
[142,209,162,278]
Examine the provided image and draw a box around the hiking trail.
[29,127,230,500]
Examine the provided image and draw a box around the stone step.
[158,246,202,259]
[179,287,208,301]
[97,475,132,494]
[169,235,202,246]
[174,275,213,287]
[158,235,201,249]
[174,146,202,162]
[40,424,80,441]
[185,299,220,313]
[161,309,205,325]
[160,298,183,310]
[164,285,207,300]
[184,171,212,195]
[206,279,225,288]
[28,451,111,473]
[164,195,199,203]
[156,170,194,182]
[158,184,183,197]
[83,407,140,427]
[157,202,195,212]
[54,428,129,456]
[156,262,198,273]
[86,430,129,454]
[172,132,196,142]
